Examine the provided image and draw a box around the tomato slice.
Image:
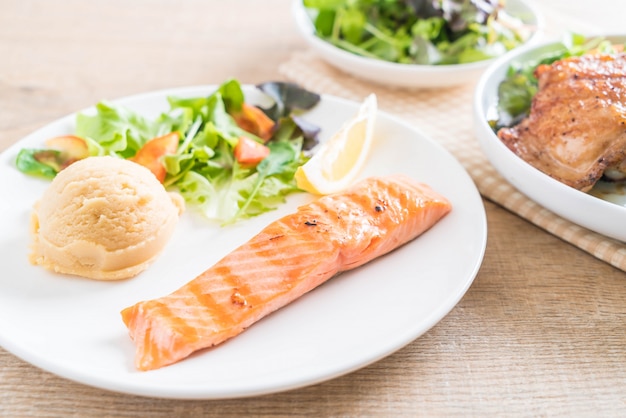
[233,136,270,166]
[130,132,179,183]
[232,103,275,141]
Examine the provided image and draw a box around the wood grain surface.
[1,0,625,416]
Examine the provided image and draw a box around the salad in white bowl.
[293,0,543,88]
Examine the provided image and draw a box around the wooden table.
[1,1,625,416]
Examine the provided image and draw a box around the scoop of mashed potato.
[30,156,184,280]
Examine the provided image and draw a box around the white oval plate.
[0,86,486,399]
[292,0,543,88]
[474,35,626,242]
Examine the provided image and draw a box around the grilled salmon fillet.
[497,53,626,192]
[121,175,451,371]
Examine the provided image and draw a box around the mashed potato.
[30,156,184,280]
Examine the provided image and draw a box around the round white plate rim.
[0,85,487,399]
[473,34,626,243]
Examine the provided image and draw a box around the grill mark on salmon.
[121,175,452,371]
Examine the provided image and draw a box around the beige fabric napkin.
[278,49,626,272]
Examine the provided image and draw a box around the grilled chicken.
[497,53,626,192]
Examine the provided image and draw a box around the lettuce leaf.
[75,101,177,158]
[15,148,59,178]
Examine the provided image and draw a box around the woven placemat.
[278,48,626,272]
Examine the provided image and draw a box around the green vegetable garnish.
[303,0,532,65]
[16,79,321,225]
[15,148,61,177]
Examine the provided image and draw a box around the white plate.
[292,0,543,88]
[0,86,487,399]
[474,35,626,242]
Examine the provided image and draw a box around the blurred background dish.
[292,0,543,88]
[474,34,626,242]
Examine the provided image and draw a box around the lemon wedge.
[295,94,377,195]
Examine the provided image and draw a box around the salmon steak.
[121,174,452,371]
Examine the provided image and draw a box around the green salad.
[16,79,322,225]
[492,34,626,130]
[303,0,533,65]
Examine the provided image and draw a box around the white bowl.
[292,0,543,88]
[473,35,626,242]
